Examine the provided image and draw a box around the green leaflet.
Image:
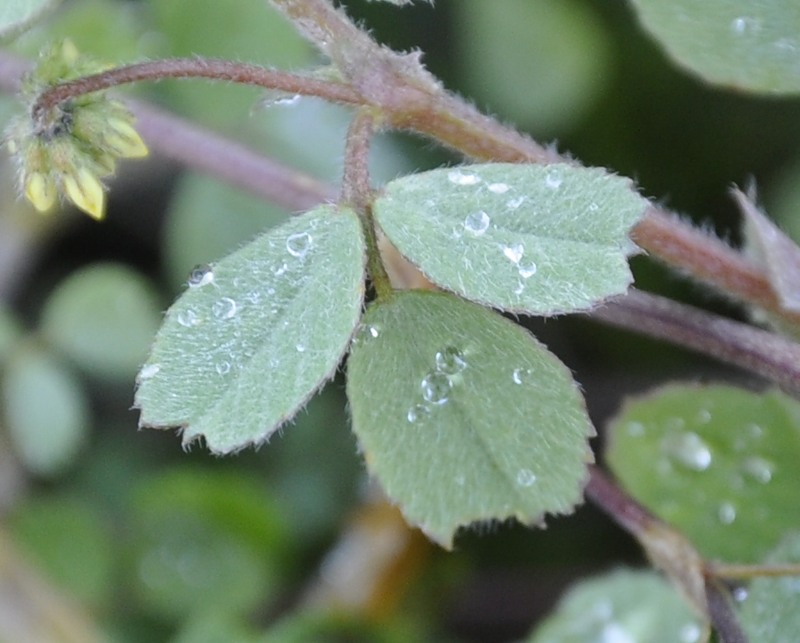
[630,0,800,94]
[135,206,365,454]
[346,290,594,548]
[373,163,646,316]
[607,384,800,562]
[524,569,703,643]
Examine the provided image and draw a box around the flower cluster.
[6,40,148,220]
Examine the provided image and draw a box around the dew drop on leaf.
[660,431,712,471]
[407,403,431,423]
[512,367,533,385]
[286,232,313,258]
[447,170,480,186]
[502,243,524,264]
[177,309,200,328]
[545,169,563,189]
[434,347,467,375]
[516,468,537,487]
[187,264,214,288]
[421,372,451,405]
[139,364,160,380]
[487,182,509,194]
[211,297,237,320]
[740,456,774,484]
[215,361,231,375]
[464,210,491,235]
[518,261,537,279]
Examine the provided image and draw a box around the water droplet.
[599,622,635,643]
[262,92,301,107]
[502,243,524,264]
[746,422,763,439]
[212,297,237,320]
[464,210,490,235]
[516,468,537,487]
[187,264,214,288]
[286,231,313,258]
[506,196,526,210]
[447,170,480,186]
[518,261,537,278]
[296,343,306,353]
[368,326,379,338]
[718,501,737,525]
[488,182,509,194]
[588,202,599,212]
[435,347,467,375]
[407,403,431,423]
[215,361,231,375]
[274,263,288,276]
[512,367,533,385]
[545,170,563,189]
[139,364,160,380]
[679,623,702,643]
[177,309,200,327]
[661,431,712,471]
[421,372,451,405]
[733,586,748,602]
[741,456,774,484]
[731,16,759,35]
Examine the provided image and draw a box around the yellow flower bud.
[24,173,57,212]
[105,117,149,158]
[63,167,105,220]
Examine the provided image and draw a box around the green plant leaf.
[0,0,59,42]
[523,568,703,643]
[373,163,646,316]
[739,532,800,641]
[2,344,89,476]
[346,290,594,548]
[40,263,162,380]
[136,206,365,454]
[629,0,800,94]
[606,384,800,562]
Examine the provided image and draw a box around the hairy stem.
[591,289,800,395]
[33,58,362,117]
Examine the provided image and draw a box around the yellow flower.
[6,40,148,221]
[62,167,106,220]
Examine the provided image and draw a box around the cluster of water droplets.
[499,241,537,295]
[406,346,467,423]
[625,408,777,527]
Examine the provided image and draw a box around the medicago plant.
[2,0,800,641]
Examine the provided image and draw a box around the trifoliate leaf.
[3,344,89,476]
[629,0,800,94]
[346,290,594,548]
[373,163,646,316]
[523,569,704,643]
[135,206,365,454]
[607,384,800,562]
[0,0,59,41]
[739,532,800,642]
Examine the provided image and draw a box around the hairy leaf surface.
[374,163,646,315]
[347,290,594,548]
[136,206,365,454]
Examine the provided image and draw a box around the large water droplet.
[518,261,537,278]
[717,501,737,525]
[286,231,313,258]
[516,468,537,487]
[545,169,563,189]
[661,431,712,471]
[741,456,774,484]
[177,309,200,328]
[139,364,160,380]
[464,211,490,235]
[407,404,431,423]
[187,264,214,288]
[488,182,509,194]
[502,243,524,264]
[421,372,451,405]
[447,170,480,186]
[435,347,467,375]
[512,367,533,385]
[212,297,237,320]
